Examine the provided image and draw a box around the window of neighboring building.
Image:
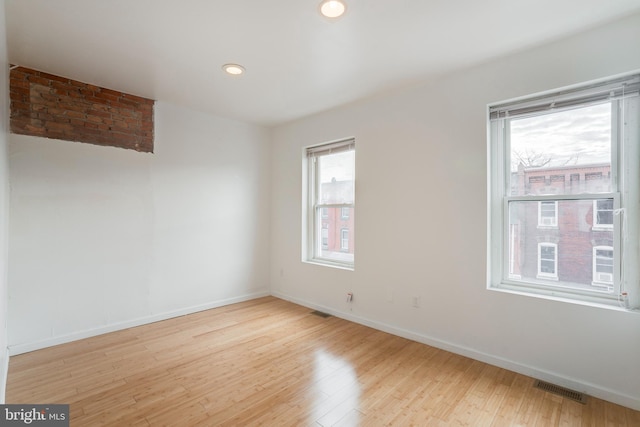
[538,201,558,227]
[593,199,614,229]
[341,228,349,251]
[488,73,639,307]
[321,225,329,249]
[593,246,614,287]
[305,139,355,269]
[537,243,558,280]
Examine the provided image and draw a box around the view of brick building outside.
[508,162,614,292]
[320,179,354,262]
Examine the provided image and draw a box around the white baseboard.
[8,291,270,356]
[271,291,640,411]
[0,346,8,404]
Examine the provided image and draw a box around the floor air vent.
[310,310,332,318]
[534,380,588,404]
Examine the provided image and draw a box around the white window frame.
[341,207,350,219]
[537,201,558,228]
[592,199,614,230]
[537,243,558,280]
[488,72,640,308]
[593,246,614,287]
[304,138,355,269]
[321,225,329,249]
[340,228,349,251]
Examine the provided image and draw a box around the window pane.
[595,199,614,226]
[538,201,557,227]
[321,226,329,249]
[317,207,354,263]
[341,229,349,250]
[540,202,555,216]
[508,200,614,292]
[308,140,355,268]
[318,150,355,204]
[509,103,611,196]
[595,249,614,273]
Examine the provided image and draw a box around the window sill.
[303,259,354,271]
[488,283,635,312]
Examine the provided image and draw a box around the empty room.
[1,0,640,425]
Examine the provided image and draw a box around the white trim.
[341,206,350,219]
[537,200,558,227]
[537,242,558,280]
[593,245,614,286]
[271,291,640,411]
[302,259,354,271]
[593,199,614,229]
[304,139,355,269]
[0,346,8,404]
[489,79,638,304]
[8,291,269,356]
[321,225,329,249]
[340,228,349,251]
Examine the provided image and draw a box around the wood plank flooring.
[6,297,640,426]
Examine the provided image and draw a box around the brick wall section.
[10,66,154,152]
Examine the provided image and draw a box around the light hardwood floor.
[7,297,640,426]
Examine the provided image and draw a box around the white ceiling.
[6,0,640,126]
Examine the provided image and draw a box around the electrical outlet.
[412,296,420,308]
[347,292,353,303]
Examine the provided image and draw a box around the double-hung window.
[538,201,558,227]
[593,246,614,286]
[305,139,355,269]
[488,73,639,307]
[537,243,558,280]
[593,199,614,229]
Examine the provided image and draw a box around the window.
[489,73,639,306]
[305,139,355,268]
[321,225,329,249]
[341,228,349,251]
[593,246,614,287]
[593,199,614,229]
[537,243,557,280]
[538,201,557,227]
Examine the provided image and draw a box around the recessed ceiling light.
[319,0,346,19]
[222,64,245,76]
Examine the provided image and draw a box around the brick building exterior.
[320,179,355,261]
[509,162,614,291]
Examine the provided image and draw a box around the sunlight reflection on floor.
[312,349,362,426]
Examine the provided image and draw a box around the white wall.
[8,101,271,353]
[270,13,640,409]
[0,0,9,403]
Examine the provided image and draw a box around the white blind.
[490,74,640,120]
[307,138,355,157]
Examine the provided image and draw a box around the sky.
[319,150,355,183]
[509,102,611,172]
